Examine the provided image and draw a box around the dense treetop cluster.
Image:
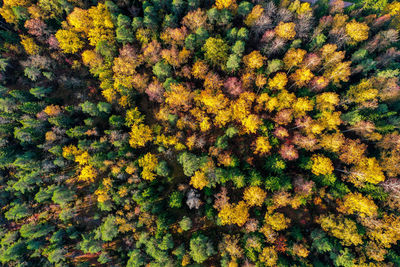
[0,0,400,266]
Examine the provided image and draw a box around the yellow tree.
[268,72,288,90]
[67,7,91,34]
[347,157,385,185]
[215,0,237,10]
[338,192,378,218]
[129,123,153,148]
[78,165,98,182]
[259,247,278,267]
[345,21,369,43]
[55,29,84,53]
[20,35,40,55]
[254,136,272,155]
[164,83,194,111]
[264,212,291,231]
[138,153,158,181]
[290,68,314,87]
[243,51,265,70]
[311,154,334,176]
[275,22,296,40]
[218,201,249,226]
[244,5,263,26]
[316,92,339,111]
[243,186,267,207]
[318,214,363,246]
[283,48,307,70]
[190,170,209,190]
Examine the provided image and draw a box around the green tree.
[116,14,133,44]
[179,216,192,231]
[153,61,172,81]
[98,215,118,242]
[189,234,216,263]
[202,37,229,68]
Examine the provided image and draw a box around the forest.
[0,0,400,266]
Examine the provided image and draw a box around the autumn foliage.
[1,0,400,266]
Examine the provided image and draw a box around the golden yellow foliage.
[291,68,314,87]
[45,131,57,142]
[67,7,90,33]
[0,6,17,24]
[55,29,84,54]
[292,243,309,258]
[338,192,378,218]
[275,22,296,40]
[318,214,363,246]
[244,5,263,26]
[283,48,307,70]
[138,153,158,181]
[254,136,272,155]
[44,105,62,116]
[78,165,97,182]
[190,170,209,190]
[293,97,314,117]
[319,133,345,153]
[362,214,400,249]
[215,0,236,10]
[20,35,39,55]
[316,92,339,111]
[311,154,334,176]
[243,51,265,69]
[243,186,267,207]
[349,157,385,185]
[81,50,103,68]
[265,212,291,231]
[346,21,369,43]
[192,60,209,79]
[62,144,79,159]
[319,111,341,131]
[129,123,153,148]
[259,247,278,266]
[164,83,194,111]
[218,201,249,226]
[347,79,378,104]
[241,114,262,134]
[324,61,351,84]
[75,151,90,165]
[268,72,288,90]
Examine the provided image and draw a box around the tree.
[317,214,363,246]
[259,247,278,266]
[153,61,172,81]
[338,192,378,218]
[243,50,265,69]
[268,72,287,90]
[345,21,369,43]
[5,203,30,220]
[127,250,145,267]
[275,22,296,40]
[244,5,263,26]
[169,191,183,208]
[202,37,229,68]
[178,152,207,177]
[116,14,133,44]
[55,29,84,53]
[138,153,158,181]
[190,170,209,190]
[189,234,215,263]
[98,215,118,242]
[243,186,266,207]
[283,48,307,70]
[179,217,192,231]
[311,154,334,176]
